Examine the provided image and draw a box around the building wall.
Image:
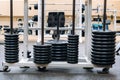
[0,0,120,27]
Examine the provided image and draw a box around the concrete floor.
[0,42,120,80]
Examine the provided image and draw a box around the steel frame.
[3,0,111,70]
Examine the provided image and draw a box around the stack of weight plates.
[5,34,19,63]
[67,35,79,64]
[33,44,51,64]
[47,40,67,61]
[91,31,116,66]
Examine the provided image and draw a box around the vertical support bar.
[78,0,82,43]
[57,13,60,41]
[37,0,42,43]
[41,0,44,45]
[23,0,28,59]
[113,10,117,31]
[103,0,107,31]
[72,0,76,35]
[10,0,13,34]
[85,0,92,60]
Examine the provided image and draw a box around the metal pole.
[10,0,13,34]
[85,0,92,60]
[103,0,107,31]
[37,0,41,43]
[72,0,76,35]
[23,0,28,59]
[41,0,44,45]
[57,13,60,41]
[113,10,117,31]
[79,0,82,43]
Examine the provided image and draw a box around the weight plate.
[91,51,115,55]
[92,31,116,35]
[92,34,115,38]
[92,48,115,52]
[5,60,18,63]
[92,61,115,65]
[34,61,50,64]
[92,41,115,45]
[92,44,115,48]
[92,38,115,41]
[67,61,78,64]
[91,54,115,58]
[91,57,115,61]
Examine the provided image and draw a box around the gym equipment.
[4,0,19,63]
[67,0,79,64]
[47,40,67,61]
[3,0,117,73]
[91,0,116,68]
[91,31,115,66]
[32,15,38,22]
[33,0,51,65]
[46,12,67,61]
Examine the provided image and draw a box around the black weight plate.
[92,41,115,45]
[51,51,67,53]
[68,41,79,43]
[68,35,79,37]
[67,47,78,50]
[5,40,18,42]
[67,55,78,58]
[67,53,78,56]
[51,48,67,50]
[5,45,18,47]
[34,48,50,51]
[68,43,79,45]
[51,42,67,44]
[5,54,18,57]
[67,59,78,62]
[91,54,115,58]
[52,55,66,58]
[67,50,78,53]
[67,61,78,64]
[34,50,50,52]
[34,61,50,64]
[92,44,115,48]
[91,51,115,55]
[5,53,18,55]
[34,53,50,56]
[92,48,115,52]
[5,60,18,63]
[92,38,115,41]
[33,46,51,49]
[92,31,116,35]
[91,61,115,65]
[5,38,18,40]
[91,58,115,62]
[34,55,50,58]
[92,34,115,38]
[52,45,67,47]
[5,49,19,52]
[34,58,50,61]
[5,58,18,60]
[5,34,18,37]
[5,47,19,50]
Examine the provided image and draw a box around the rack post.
[23,0,28,59]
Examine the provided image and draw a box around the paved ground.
[0,42,120,80]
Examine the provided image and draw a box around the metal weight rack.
[2,0,114,73]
